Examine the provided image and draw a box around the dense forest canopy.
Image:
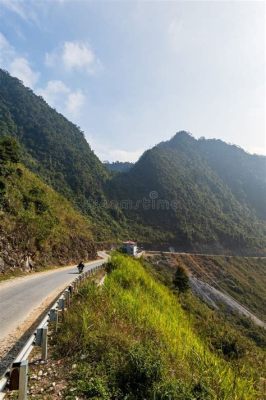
[104,161,134,173]
[107,132,266,253]
[0,69,125,241]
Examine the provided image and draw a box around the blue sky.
[0,0,265,161]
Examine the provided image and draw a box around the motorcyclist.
[77,261,85,273]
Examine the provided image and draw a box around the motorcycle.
[77,263,85,274]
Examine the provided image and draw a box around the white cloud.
[38,80,70,106]
[107,148,143,163]
[0,32,85,118]
[0,31,10,50]
[9,57,39,88]
[0,32,39,88]
[38,80,85,117]
[0,0,27,20]
[66,90,85,115]
[0,32,14,64]
[45,41,100,74]
[0,0,38,23]
[88,141,143,162]
[62,41,95,71]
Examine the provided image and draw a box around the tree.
[0,136,20,164]
[173,265,190,293]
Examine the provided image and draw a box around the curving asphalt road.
[0,255,107,346]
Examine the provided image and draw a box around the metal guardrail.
[0,261,106,399]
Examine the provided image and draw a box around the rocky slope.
[0,137,96,274]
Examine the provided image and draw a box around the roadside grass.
[55,253,260,399]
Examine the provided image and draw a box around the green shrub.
[173,265,190,293]
[117,343,165,399]
[0,135,20,164]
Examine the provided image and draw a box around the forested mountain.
[0,69,125,240]
[104,161,134,173]
[107,132,266,254]
[197,138,266,220]
[0,70,107,203]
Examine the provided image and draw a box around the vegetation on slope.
[56,253,262,399]
[0,69,125,241]
[0,136,96,273]
[148,253,266,321]
[198,137,266,220]
[0,69,108,200]
[145,252,266,348]
[107,132,266,254]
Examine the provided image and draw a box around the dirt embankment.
[0,226,97,276]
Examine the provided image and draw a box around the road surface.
[0,255,107,356]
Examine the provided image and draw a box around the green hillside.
[145,252,266,348]
[0,136,96,274]
[146,253,266,321]
[54,253,264,399]
[0,70,107,201]
[107,132,266,254]
[198,138,266,220]
[0,69,125,241]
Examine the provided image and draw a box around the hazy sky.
[0,0,265,161]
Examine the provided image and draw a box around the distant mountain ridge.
[107,132,266,254]
[1,68,265,255]
[197,138,266,220]
[104,161,134,173]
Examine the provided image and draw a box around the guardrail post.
[58,297,65,311]
[68,285,74,296]
[18,360,28,400]
[64,290,70,308]
[49,308,59,331]
[72,281,76,293]
[36,327,48,360]
[49,308,58,322]
[41,326,48,360]
[10,361,28,400]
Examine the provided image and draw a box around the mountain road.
[0,253,108,364]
